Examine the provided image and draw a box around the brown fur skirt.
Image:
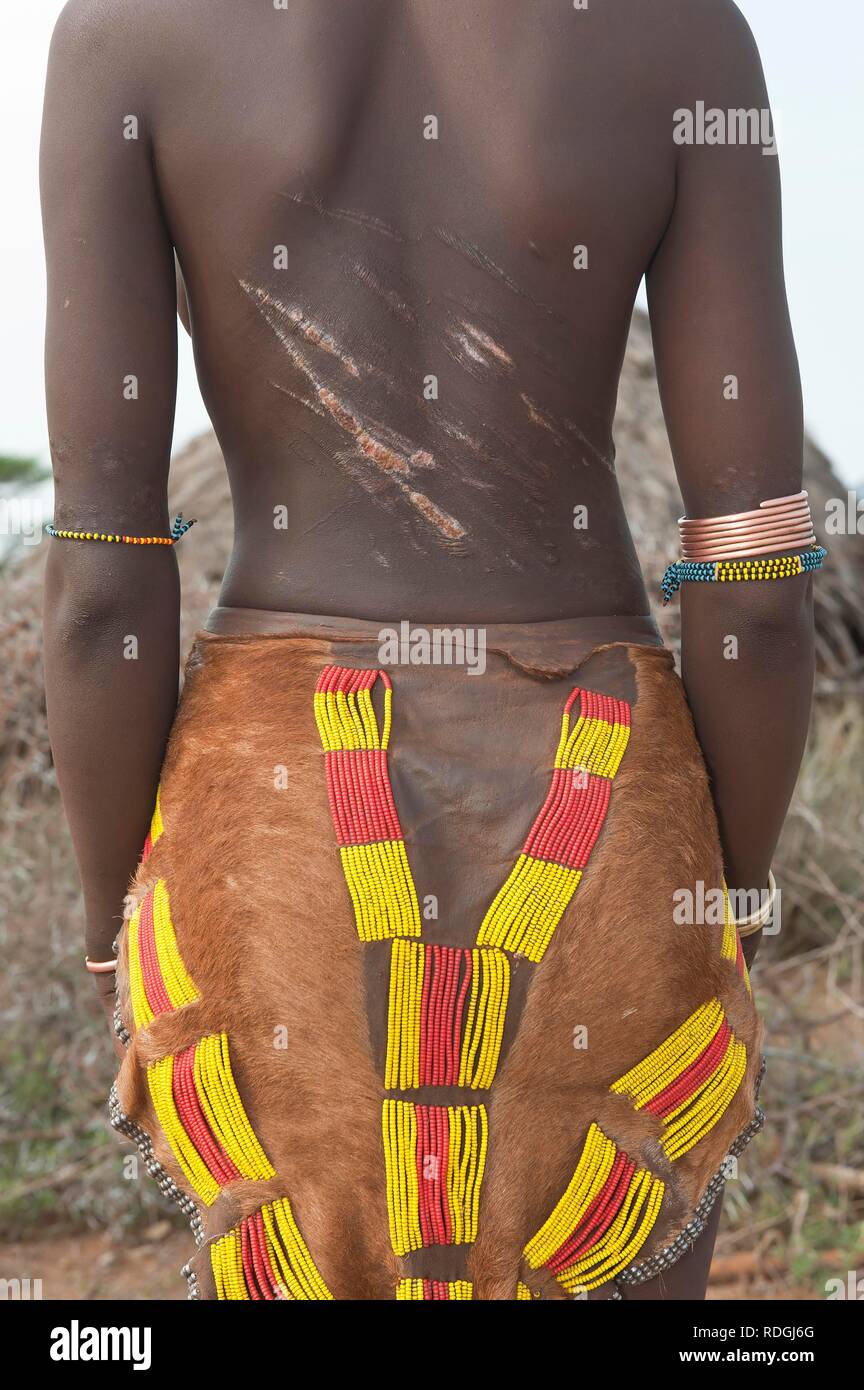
[111,610,763,1301]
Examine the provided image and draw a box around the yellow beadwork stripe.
[662,1038,748,1161]
[313,681,391,752]
[720,885,737,962]
[268,1198,334,1299]
[127,905,154,1030]
[721,884,752,995]
[524,1123,617,1268]
[384,942,511,1091]
[517,1282,535,1299]
[210,1198,334,1300]
[151,879,199,1010]
[150,787,164,846]
[556,712,631,779]
[383,1098,422,1255]
[340,842,421,941]
[459,947,511,1089]
[716,553,804,582]
[395,1279,474,1300]
[385,939,424,1090]
[610,999,725,1107]
[193,1034,275,1182]
[211,1228,245,1299]
[524,1124,665,1293]
[477,856,582,962]
[147,1054,220,1206]
[446,1103,489,1245]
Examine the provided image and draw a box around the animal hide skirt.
[110,609,764,1301]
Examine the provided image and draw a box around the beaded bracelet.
[46,514,196,546]
[661,545,826,604]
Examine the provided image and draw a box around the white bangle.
[732,870,777,938]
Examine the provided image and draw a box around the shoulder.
[637,0,768,108]
[49,0,166,72]
[46,0,174,116]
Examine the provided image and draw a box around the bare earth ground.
[0,1228,824,1301]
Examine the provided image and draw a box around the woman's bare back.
[48,0,788,623]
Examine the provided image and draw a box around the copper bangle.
[681,531,815,560]
[678,491,814,562]
[679,507,810,539]
[682,539,815,561]
[678,492,808,528]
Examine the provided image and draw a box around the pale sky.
[2,1,861,485]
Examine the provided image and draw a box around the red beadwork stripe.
[240,1218,261,1300]
[137,888,172,1016]
[546,1152,635,1271]
[326,749,403,845]
[579,688,631,728]
[171,1045,240,1187]
[522,768,611,870]
[250,1210,280,1299]
[416,946,475,1087]
[141,831,153,863]
[416,1105,452,1246]
[644,1020,733,1118]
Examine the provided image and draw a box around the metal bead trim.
[107,1082,205,1298]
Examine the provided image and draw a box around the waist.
[203,606,664,679]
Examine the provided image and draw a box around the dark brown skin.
[41,0,812,1296]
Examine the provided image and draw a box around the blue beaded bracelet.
[661,545,826,604]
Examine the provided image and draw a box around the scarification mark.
[563,418,617,473]
[520,394,569,450]
[317,388,434,478]
[434,226,564,322]
[267,378,328,420]
[285,306,360,377]
[240,280,360,377]
[282,191,404,242]
[521,393,554,430]
[349,261,417,324]
[462,323,514,368]
[438,419,486,457]
[403,488,466,540]
[448,330,488,367]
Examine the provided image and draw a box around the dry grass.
[1,312,861,1296]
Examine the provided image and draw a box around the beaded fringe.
[385,941,510,1090]
[210,1199,333,1300]
[382,1100,489,1255]
[477,688,631,961]
[314,666,421,940]
[147,1034,275,1206]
